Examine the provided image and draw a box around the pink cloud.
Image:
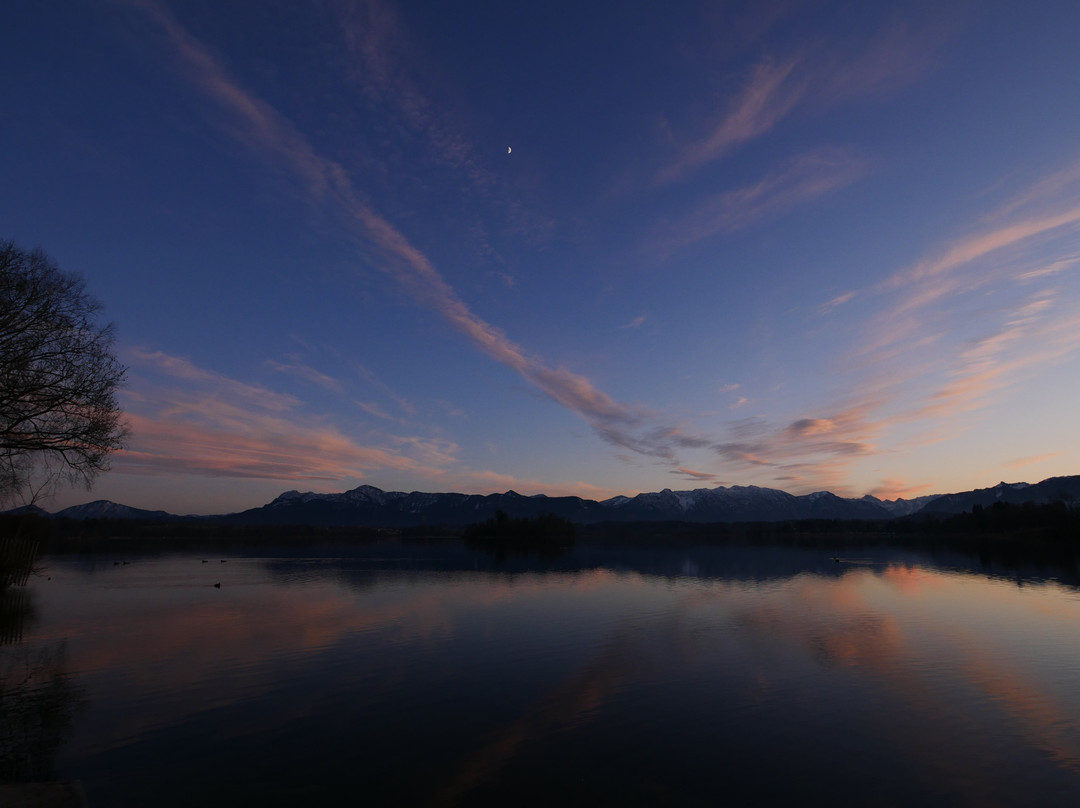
[116,348,454,482]
[671,467,719,482]
[884,203,1080,296]
[125,348,299,412]
[115,407,437,482]
[1016,257,1079,282]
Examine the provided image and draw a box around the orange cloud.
[868,479,936,500]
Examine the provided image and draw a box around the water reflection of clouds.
[962,653,1080,775]
[44,579,462,755]
[431,563,1077,804]
[879,563,949,596]
[724,566,1080,795]
[614,565,1074,796]
[427,626,637,806]
[28,554,1080,803]
[44,565,651,760]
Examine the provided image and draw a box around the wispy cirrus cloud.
[123,0,710,467]
[124,348,299,413]
[1001,453,1063,470]
[659,16,948,184]
[720,284,1080,495]
[658,53,808,184]
[351,362,418,417]
[860,160,1080,390]
[1016,256,1079,282]
[730,160,1080,494]
[117,413,414,482]
[265,355,344,393]
[821,290,857,313]
[355,400,398,423]
[652,147,870,257]
[670,467,720,483]
[119,349,624,498]
[333,0,555,244]
[117,349,446,482]
[335,0,483,178]
[881,203,1080,303]
[866,165,1080,356]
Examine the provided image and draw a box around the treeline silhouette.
[939,500,1078,535]
[0,513,395,553]
[3,499,1076,552]
[463,510,576,559]
[577,501,1080,548]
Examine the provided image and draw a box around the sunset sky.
[4,0,1080,514]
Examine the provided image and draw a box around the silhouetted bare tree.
[0,241,127,506]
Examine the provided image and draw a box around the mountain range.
[10,475,1080,527]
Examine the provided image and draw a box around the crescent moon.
[507,146,512,154]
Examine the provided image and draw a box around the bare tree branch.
[0,241,128,506]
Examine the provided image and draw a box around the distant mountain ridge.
[912,476,1080,515]
[9,475,1079,527]
[53,500,177,521]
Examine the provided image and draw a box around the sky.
[3,0,1080,514]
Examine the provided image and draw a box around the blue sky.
[4,0,1080,514]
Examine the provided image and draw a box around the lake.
[4,538,1080,806]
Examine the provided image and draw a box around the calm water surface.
[5,540,1080,806]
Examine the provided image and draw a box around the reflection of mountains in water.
[258,540,1080,592]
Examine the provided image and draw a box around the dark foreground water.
[4,539,1080,806]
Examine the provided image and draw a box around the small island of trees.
[463,510,576,558]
